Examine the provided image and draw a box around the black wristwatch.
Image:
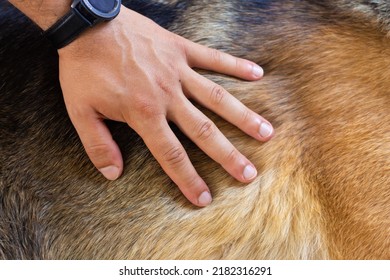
[44,0,122,49]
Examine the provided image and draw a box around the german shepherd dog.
[0,0,389,259]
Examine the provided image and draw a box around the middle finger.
[169,98,258,183]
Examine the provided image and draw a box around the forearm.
[8,0,71,30]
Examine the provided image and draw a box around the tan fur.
[0,0,389,259]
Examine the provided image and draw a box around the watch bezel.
[72,0,121,21]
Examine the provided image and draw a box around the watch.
[44,0,122,49]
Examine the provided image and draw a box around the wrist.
[58,6,125,56]
[9,0,72,30]
[39,0,122,49]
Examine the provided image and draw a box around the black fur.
[1,0,389,259]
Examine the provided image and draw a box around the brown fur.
[0,0,389,259]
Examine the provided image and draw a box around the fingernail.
[198,191,212,206]
[243,165,257,180]
[252,64,264,78]
[259,122,273,138]
[99,166,120,181]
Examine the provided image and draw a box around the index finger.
[183,38,264,80]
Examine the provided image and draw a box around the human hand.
[58,7,274,207]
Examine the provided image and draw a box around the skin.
[8,0,274,207]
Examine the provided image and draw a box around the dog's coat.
[0,0,389,259]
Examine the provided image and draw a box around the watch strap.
[44,8,92,49]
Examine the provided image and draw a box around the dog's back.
[0,0,389,259]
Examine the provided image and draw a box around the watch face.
[87,0,116,13]
[81,0,121,20]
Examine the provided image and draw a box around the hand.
[58,7,274,207]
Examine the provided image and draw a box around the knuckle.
[195,120,216,141]
[224,148,241,165]
[155,75,177,99]
[67,103,89,119]
[234,57,240,72]
[85,143,114,165]
[163,146,187,167]
[133,99,161,119]
[174,36,188,58]
[185,175,205,191]
[240,108,251,124]
[210,48,222,64]
[210,85,225,105]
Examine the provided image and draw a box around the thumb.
[69,109,124,180]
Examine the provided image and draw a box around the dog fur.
[0,0,389,259]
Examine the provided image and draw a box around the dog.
[0,0,389,259]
